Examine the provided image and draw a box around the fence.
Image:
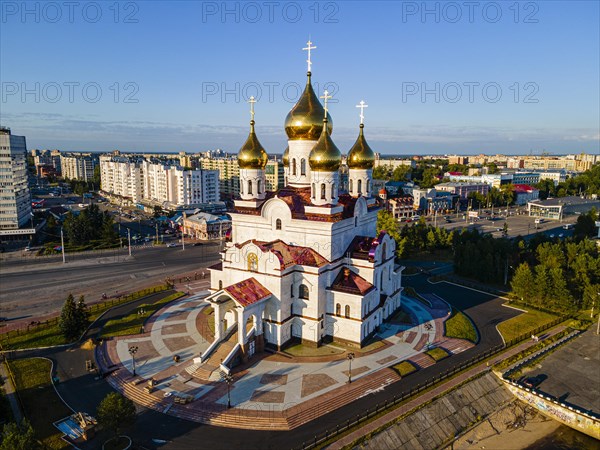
[294,312,568,450]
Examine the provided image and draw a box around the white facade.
[348,168,372,198]
[0,128,31,230]
[60,153,98,181]
[100,156,143,203]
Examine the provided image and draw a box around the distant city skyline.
[2,1,598,155]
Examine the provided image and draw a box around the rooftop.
[529,196,599,207]
[224,278,271,307]
[235,239,329,269]
[329,267,375,296]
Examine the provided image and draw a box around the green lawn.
[445,309,478,343]
[426,347,450,361]
[392,361,417,377]
[0,285,170,350]
[284,343,345,357]
[100,292,185,338]
[497,308,558,342]
[8,358,71,449]
[330,337,386,354]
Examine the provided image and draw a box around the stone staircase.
[190,329,240,381]
[407,353,436,370]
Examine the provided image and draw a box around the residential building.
[0,127,32,232]
[513,184,540,205]
[199,156,240,199]
[99,155,144,204]
[436,182,490,200]
[60,153,99,181]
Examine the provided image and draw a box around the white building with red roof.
[203,43,403,361]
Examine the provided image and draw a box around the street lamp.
[221,372,234,408]
[347,352,355,384]
[128,345,138,376]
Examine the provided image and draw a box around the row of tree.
[59,294,90,341]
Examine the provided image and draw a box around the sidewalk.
[0,360,23,423]
[328,326,566,450]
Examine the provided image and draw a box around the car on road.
[522,375,546,388]
[558,233,564,238]
[549,234,555,238]
[563,223,574,230]
[496,228,503,232]
[166,243,180,248]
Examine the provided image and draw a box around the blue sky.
[1,0,599,155]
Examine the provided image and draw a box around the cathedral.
[206,42,403,356]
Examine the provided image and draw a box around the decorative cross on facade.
[303,40,317,72]
[320,90,332,117]
[248,96,256,121]
[356,100,368,125]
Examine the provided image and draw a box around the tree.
[97,392,136,438]
[574,210,597,240]
[391,165,412,181]
[76,295,90,336]
[511,263,535,303]
[59,294,85,341]
[0,420,38,450]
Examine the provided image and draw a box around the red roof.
[235,239,329,269]
[513,184,537,193]
[224,278,271,307]
[448,171,463,176]
[330,268,375,296]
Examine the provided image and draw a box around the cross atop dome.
[303,40,316,72]
[320,90,332,118]
[248,96,256,122]
[356,100,368,125]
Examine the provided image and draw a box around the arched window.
[382,243,387,259]
[349,179,353,193]
[248,180,253,195]
[290,284,294,298]
[345,305,350,318]
[275,218,282,230]
[247,253,258,272]
[312,183,316,199]
[336,303,341,316]
[321,183,326,200]
[358,179,362,194]
[292,158,297,176]
[355,216,358,227]
[367,179,370,193]
[218,280,223,290]
[300,158,306,176]
[299,284,309,300]
[257,179,262,194]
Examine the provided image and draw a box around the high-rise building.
[60,153,98,181]
[0,127,32,230]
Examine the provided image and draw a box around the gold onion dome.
[347,124,375,169]
[285,72,333,140]
[282,145,289,166]
[237,120,268,169]
[309,119,341,172]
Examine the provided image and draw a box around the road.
[0,244,220,323]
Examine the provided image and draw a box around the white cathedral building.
[206,43,403,356]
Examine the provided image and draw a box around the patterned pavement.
[98,285,474,429]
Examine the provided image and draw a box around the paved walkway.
[0,361,23,422]
[98,289,474,429]
[328,325,567,449]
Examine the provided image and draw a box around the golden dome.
[237,120,268,169]
[285,72,333,140]
[282,145,289,166]
[347,124,375,169]
[309,119,341,172]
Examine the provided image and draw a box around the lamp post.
[347,352,355,384]
[128,345,138,376]
[222,372,234,408]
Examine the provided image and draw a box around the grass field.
[392,360,417,377]
[426,347,450,361]
[497,308,558,342]
[0,285,171,350]
[284,343,345,357]
[100,292,185,338]
[445,309,478,343]
[8,358,71,449]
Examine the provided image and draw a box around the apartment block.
[0,127,32,230]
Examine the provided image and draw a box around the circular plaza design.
[96,289,473,430]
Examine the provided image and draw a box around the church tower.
[237,96,268,202]
[309,90,341,206]
[347,100,375,198]
[284,40,332,187]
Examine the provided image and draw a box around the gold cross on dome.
[356,100,368,125]
[248,96,256,121]
[320,90,332,117]
[303,40,317,72]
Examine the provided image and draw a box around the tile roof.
[330,268,375,296]
[235,239,329,269]
[224,278,271,307]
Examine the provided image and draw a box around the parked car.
[166,243,180,248]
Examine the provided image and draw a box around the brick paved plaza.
[97,280,474,430]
